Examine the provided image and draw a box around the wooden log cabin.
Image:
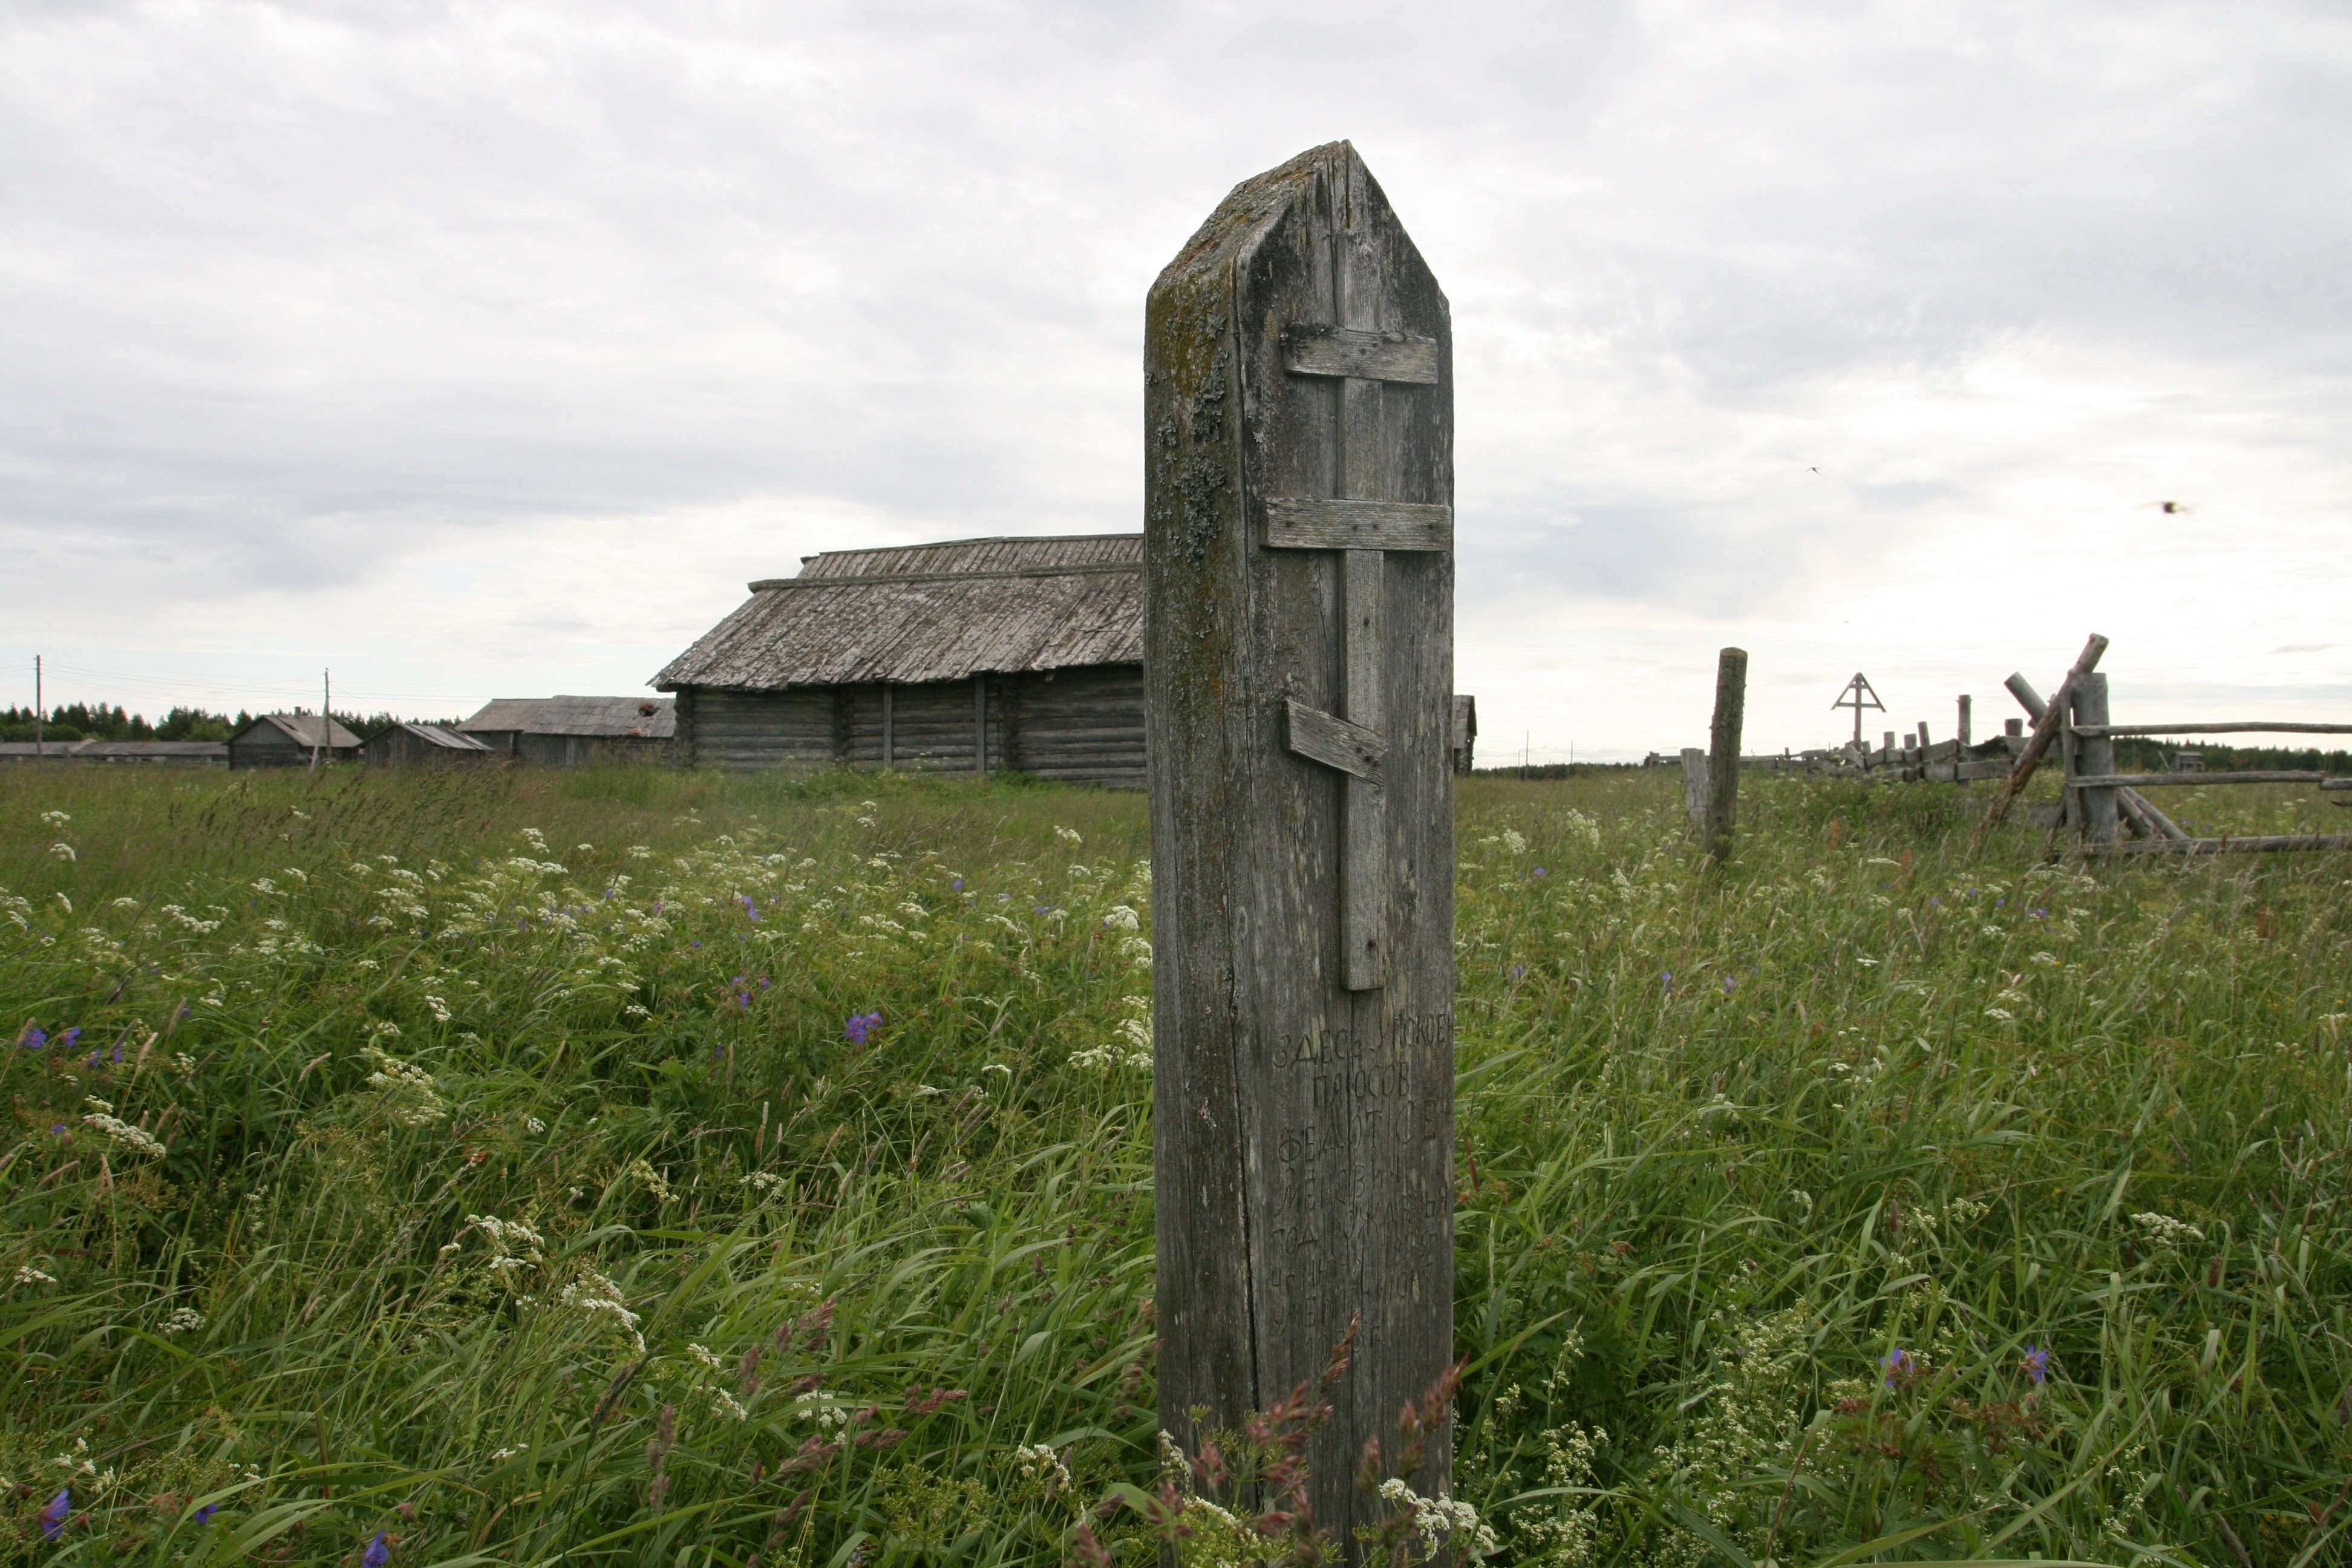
[654,534,1146,786]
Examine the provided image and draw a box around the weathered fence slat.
[2086,834,2352,857]
[2070,721,2352,737]
[2070,673,2120,845]
[1144,140,1455,1542]
[2005,671,2184,838]
[2071,771,2331,788]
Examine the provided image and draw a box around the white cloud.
[2,0,2348,749]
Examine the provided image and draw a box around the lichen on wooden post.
[1143,140,1455,1546]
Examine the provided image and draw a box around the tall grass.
[2,763,2347,1566]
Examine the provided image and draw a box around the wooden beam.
[1263,497,1451,551]
[2072,673,2120,846]
[1282,324,1442,383]
[1342,551,1386,993]
[1283,698,1385,782]
[2069,721,2352,737]
[2068,771,2330,788]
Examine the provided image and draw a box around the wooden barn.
[362,722,494,769]
[654,534,1146,786]
[226,714,361,769]
[457,696,676,766]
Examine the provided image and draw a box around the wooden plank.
[1264,497,1451,551]
[1145,141,1454,1537]
[1284,698,1385,781]
[1706,648,1746,861]
[1343,550,1386,991]
[2069,721,2352,737]
[2086,834,2352,857]
[1973,633,2108,848]
[2072,673,2120,846]
[2069,771,2330,788]
[1680,746,1709,831]
[1282,324,1442,382]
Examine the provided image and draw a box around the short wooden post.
[1957,694,1972,748]
[1680,746,1710,831]
[1882,730,1895,774]
[2072,672,2119,844]
[1707,648,1746,861]
[1145,142,1455,1540]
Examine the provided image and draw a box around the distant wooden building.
[457,696,676,766]
[77,740,228,766]
[654,534,1146,786]
[1451,695,1477,775]
[227,714,361,769]
[362,722,494,769]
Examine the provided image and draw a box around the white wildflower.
[1015,1442,1072,1492]
[1500,828,1527,855]
[14,1264,57,1285]
[50,842,76,861]
[40,810,70,827]
[629,1158,675,1202]
[1376,1478,1500,1559]
[2132,1212,2206,1249]
[1053,825,1083,847]
[524,1117,547,1134]
[361,1047,447,1126]
[1102,904,1141,932]
[710,1387,750,1421]
[424,995,452,1023]
[161,1307,206,1335]
[688,1342,727,1371]
[982,1063,1013,1077]
[490,1443,529,1462]
[742,1171,788,1195]
[83,1114,167,1157]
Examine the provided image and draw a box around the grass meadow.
[2,760,2348,1567]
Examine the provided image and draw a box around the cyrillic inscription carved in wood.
[1145,140,1455,1549]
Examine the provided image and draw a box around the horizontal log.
[1264,498,1451,552]
[1282,325,1442,384]
[2070,771,2327,787]
[1957,758,2020,780]
[2085,834,2352,857]
[2323,779,2351,791]
[2069,721,2352,737]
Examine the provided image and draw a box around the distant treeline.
[2114,737,2352,774]
[1470,762,1638,780]
[0,705,457,745]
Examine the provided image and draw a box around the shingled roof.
[653,534,1143,691]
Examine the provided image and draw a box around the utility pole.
[33,655,42,759]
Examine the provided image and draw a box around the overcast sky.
[5,1,2348,758]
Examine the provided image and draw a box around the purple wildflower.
[61,1026,81,1047]
[2020,1345,2050,1385]
[20,1025,47,1048]
[1530,866,1548,878]
[364,1530,392,1566]
[192,1503,217,1524]
[1661,972,1673,991]
[843,1010,884,1045]
[40,1489,68,1540]
[951,878,964,891]
[1880,1347,1917,1387]
[739,895,760,921]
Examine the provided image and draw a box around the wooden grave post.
[1145,142,1456,1542]
[1706,648,1746,860]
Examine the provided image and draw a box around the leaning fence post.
[1707,648,1747,861]
[1973,632,2109,848]
[2072,671,2119,845]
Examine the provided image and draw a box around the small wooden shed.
[653,534,1146,786]
[457,696,675,766]
[1451,695,1477,774]
[227,714,361,769]
[76,741,228,766]
[362,722,494,769]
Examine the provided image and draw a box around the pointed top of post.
[1153,142,1445,312]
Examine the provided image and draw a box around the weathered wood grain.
[1680,747,1709,831]
[2000,670,2184,837]
[2071,673,2120,846]
[1344,550,1387,991]
[1706,648,1747,861]
[1974,634,2108,848]
[1285,698,1386,780]
[1283,324,1442,383]
[1145,140,1454,1541]
[1263,497,1452,552]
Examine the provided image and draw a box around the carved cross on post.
[1146,142,1455,1549]
[1272,324,1449,991]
